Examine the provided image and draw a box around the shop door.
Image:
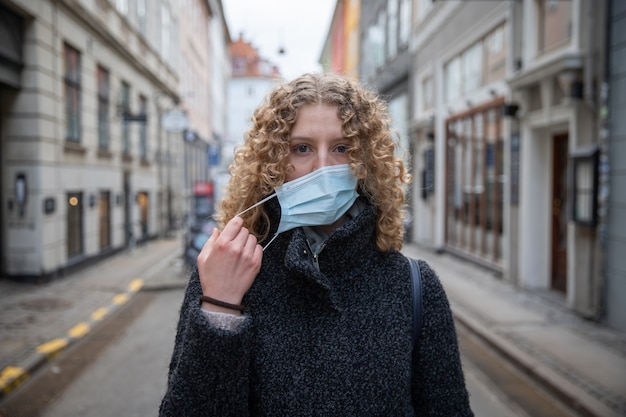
[0,95,4,277]
[137,191,149,240]
[67,192,84,259]
[123,171,132,246]
[551,134,568,292]
[99,191,111,250]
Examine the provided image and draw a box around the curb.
[0,279,144,401]
[450,303,622,417]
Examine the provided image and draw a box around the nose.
[313,150,331,171]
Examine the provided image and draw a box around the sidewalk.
[402,244,626,417]
[0,236,189,401]
[0,238,624,416]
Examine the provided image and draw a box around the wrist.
[199,294,245,315]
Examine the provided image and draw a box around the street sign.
[161,110,188,132]
[209,144,220,166]
[123,112,147,122]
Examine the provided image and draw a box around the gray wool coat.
[159,199,473,416]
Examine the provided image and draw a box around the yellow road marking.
[91,307,109,321]
[68,322,90,339]
[0,366,28,394]
[36,338,68,358]
[128,278,144,292]
[112,293,129,305]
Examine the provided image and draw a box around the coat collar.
[263,197,379,311]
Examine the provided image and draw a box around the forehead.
[292,103,341,130]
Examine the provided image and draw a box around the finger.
[218,216,244,242]
[207,227,219,245]
[252,242,264,269]
[230,225,252,249]
[243,233,258,255]
[197,228,219,264]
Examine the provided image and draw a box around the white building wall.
[518,123,554,289]
[207,0,231,205]
[510,0,606,317]
[209,0,230,141]
[405,0,613,321]
[410,1,511,261]
[1,0,180,279]
[225,77,278,167]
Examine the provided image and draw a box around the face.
[286,103,352,181]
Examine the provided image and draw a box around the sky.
[221,0,337,81]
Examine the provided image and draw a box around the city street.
[0,250,579,417]
[1,1,625,416]
[0,284,532,417]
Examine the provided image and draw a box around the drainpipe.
[595,0,611,321]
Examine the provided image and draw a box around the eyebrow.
[288,136,350,142]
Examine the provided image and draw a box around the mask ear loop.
[262,233,279,251]
[235,193,277,218]
[234,193,279,252]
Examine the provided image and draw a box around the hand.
[196,216,263,314]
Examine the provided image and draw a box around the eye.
[292,144,311,153]
[335,144,349,153]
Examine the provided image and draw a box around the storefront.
[444,99,506,269]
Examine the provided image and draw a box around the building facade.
[411,1,511,270]
[0,0,181,281]
[221,35,280,200]
[605,0,626,331]
[360,0,413,230]
[178,0,230,220]
[207,0,231,183]
[319,0,361,80]
[508,0,608,319]
[333,0,624,329]
[0,0,232,282]
[406,0,622,328]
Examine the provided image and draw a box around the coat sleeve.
[159,269,252,417]
[411,260,474,417]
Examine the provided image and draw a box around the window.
[387,0,398,58]
[137,0,147,35]
[388,93,409,169]
[538,0,572,54]
[161,4,171,62]
[445,102,504,265]
[444,56,461,103]
[115,0,128,15]
[120,81,130,155]
[418,0,436,21]
[570,148,599,227]
[139,95,148,159]
[361,9,389,79]
[462,43,482,94]
[485,25,506,84]
[232,57,246,75]
[399,0,411,46]
[422,76,433,111]
[443,23,508,103]
[97,65,110,149]
[64,43,81,142]
[376,10,386,67]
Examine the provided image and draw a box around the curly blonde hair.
[217,72,411,252]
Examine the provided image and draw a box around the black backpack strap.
[408,257,423,346]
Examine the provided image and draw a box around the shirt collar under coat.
[263,196,379,311]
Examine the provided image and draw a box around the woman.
[160,73,473,416]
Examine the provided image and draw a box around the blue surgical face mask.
[237,164,359,250]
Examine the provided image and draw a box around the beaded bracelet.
[199,294,245,312]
